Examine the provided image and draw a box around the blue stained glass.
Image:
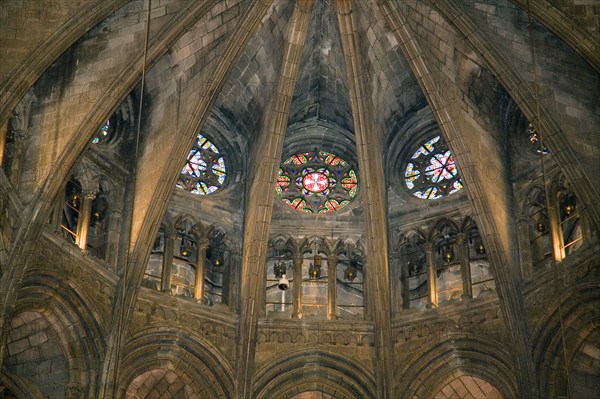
[177,134,227,195]
[92,120,110,144]
[404,136,462,200]
[528,123,550,154]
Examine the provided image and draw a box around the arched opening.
[125,369,199,399]
[432,373,502,399]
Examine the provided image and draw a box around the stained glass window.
[92,120,111,144]
[528,123,550,154]
[277,151,358,213]
[404,135,463,200]
[177,134,227,195]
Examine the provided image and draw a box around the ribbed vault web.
[0,1,599,399]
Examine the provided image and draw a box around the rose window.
[177,134,227,195]
[404,136,463,200]
[276,151,358,213]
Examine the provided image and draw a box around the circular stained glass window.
[404,136,463,200]
[177,134,227,195]
[277,151,358,213]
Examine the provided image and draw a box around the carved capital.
[166,233,177,241]
[198,238,210,251]
[516,216,530,226]
[424,242,434,252]
[102,182,124,205]
[83,191,97,201]
[456,233,466,245]
[10,129,29,142]
[64,382,82,399]
[327,253,338,264]
[74,158,100,195]
[108,206,122,217]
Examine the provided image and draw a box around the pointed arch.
[396,334,518,398]
[252,348,376,399]
[118,326,235,399]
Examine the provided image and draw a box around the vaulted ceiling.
[1,0,599,397]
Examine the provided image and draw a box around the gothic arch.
[395,335,518,398]
[530,284,600,398]
[191,221,212,240]
[173,214,199,233]
[428,218,459,243]
[252,349,376,399]
[124,368,200,399]
[12,272,106,397]
[268,234,296,253]
[118,326,234,399]
[430,372,503,399]
[0,368,43,399]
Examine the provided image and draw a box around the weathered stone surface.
[0,1,598,398]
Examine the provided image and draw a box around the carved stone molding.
[133,296,237,359]
[257,322,373,347]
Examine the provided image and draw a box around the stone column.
[363,262,370,320]
[400,256,410,310]
[516,218,534,279]
[6,93,35,187]
[7,129,29,187]
[194,238,209,302]
[457,233,472,299]
[0,120,6,166]
[75,190,96,253]
[74,160,100,254]
[547,195,563,261]
[161,232,176,293]
[425,242,438,308]
[105,206,122,271]
[327,252,337,320]
[390,250,402,314]
[292,252,303,318]
[51,180,67,232]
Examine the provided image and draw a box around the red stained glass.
[278,151,358,213]
[404,135,462,200]
[302,171,330,193]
